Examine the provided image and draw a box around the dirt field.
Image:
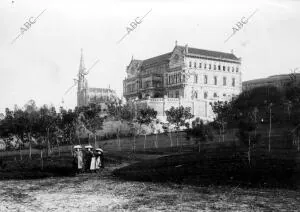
[1,171,299,212]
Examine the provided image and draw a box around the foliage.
[76,103,103,132]
[0,100,77,150]
[165,106,194,129]
[136,107,157,150]
[136,107,157,126]
[187,118,214,142]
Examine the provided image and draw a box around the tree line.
[0,98,214,154]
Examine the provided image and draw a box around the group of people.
[73,145,104,173]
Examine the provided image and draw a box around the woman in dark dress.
[84,145,93,172]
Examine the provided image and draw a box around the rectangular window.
[194,74,198,83]
[204,63,207,69]
[232,78,235,87]
[204,75,208,84]
[218,65,221,70]
[189,61,192,68]
[194,62,197,68]
[214,76,217,85]
[223,66,226,71]
[209,64,211,70]
[214,65,216,70]
[199,63,202,68]
[223,77,227,86]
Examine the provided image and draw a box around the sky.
[0,0,299,113]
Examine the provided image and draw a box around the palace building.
[77,50,119,107]
[123,43,242,121]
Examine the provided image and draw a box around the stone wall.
[134,97,214,122]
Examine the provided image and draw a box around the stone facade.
[129,96,214,121]
[123,43,242,121]
[77,50,119,107]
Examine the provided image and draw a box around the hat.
[74,145,82,149]
[85,145,93,149]
[96,148,103,152]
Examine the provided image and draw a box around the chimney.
[185,44,188,54]
[175,40,178,46]
[231,49,234,54]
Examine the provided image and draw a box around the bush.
[186,119,214,142]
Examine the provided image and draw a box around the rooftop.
[135,44,240,69]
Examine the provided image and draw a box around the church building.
[77,50,119,107]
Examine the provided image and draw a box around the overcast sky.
[0,0,299,113]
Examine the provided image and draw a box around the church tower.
[77,49,88,107]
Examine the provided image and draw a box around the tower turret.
[77,48,88,107]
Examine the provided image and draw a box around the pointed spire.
[79,48,86,73]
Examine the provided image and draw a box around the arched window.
[209,64,212,70]
[192,91,198,99]
[194,62,197,68]
[204,92,208,99]
[213,93,218,98]
[204,75,208,84]
[199,63,202,68]
[189,61,192,68]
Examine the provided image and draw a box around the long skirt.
[77,154,83,169]
[90,157,96,170]
[95,156,101,169]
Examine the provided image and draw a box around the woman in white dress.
[95,148,103,172]
[73,145,83,173]
[89,147,96,172]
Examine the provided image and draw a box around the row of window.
[167,90,233,99]
[194,91,231,99]
[196,75,236,87]
[167,73,236,87]
[168,73,183,85]
[127,74,236,92]
[126,84,135,93]
[126,80,161,92]
[188,61,239,73]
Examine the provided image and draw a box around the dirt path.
[1,171,300,212]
